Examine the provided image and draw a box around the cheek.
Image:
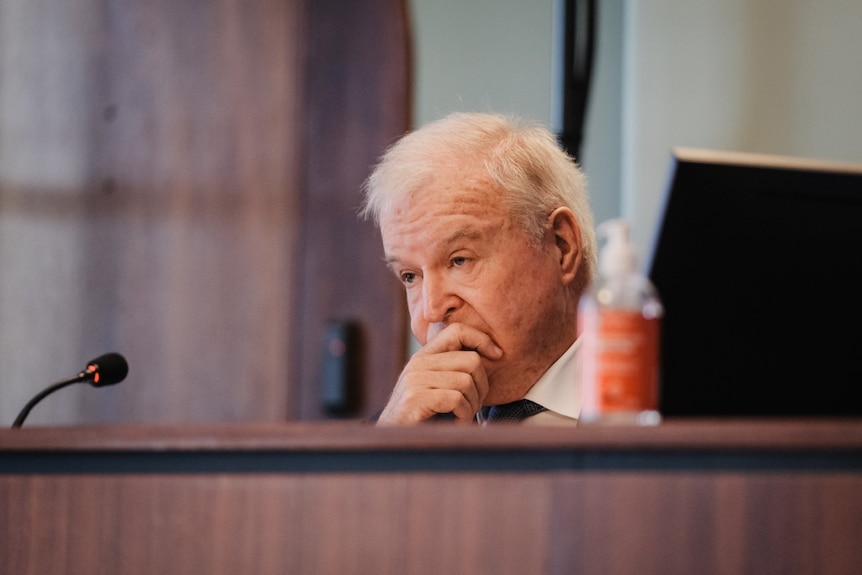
[409,315,424,340]
[406,293,427,342]
[492,264,558,324]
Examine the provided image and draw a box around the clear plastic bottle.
[578,219,663,425]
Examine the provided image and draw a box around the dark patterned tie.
[485,399,546,422]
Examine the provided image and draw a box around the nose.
[421,271,460,323]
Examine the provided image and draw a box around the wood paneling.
[0,0,409,425]
[4,472,859,575]
[90,0,305,423]
[297,0,410,420]
[2,420,862,574]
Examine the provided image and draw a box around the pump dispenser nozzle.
[598,219,637,279]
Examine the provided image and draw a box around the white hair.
[360,112,597,287]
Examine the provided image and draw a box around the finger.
[439,368,486,416]
[376,374,469,425]
[376,325,495,425]
[377,366,486,425]
[421,323,503,360]
[406,350,489,409]
[426,321,446,342]
[444,389,482,424]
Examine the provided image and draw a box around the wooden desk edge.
[2,418,862,452]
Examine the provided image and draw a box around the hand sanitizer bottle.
[578,219,663,425]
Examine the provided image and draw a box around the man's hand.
[375,323,503,425]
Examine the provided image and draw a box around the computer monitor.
[646,147,862,417]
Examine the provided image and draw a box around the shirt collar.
[523,338,581,420]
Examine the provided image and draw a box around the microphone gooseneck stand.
[10,352,129,428]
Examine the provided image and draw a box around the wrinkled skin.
[376,160,584,425]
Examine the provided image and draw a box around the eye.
[400,271,417,285]
[451,256,469,267]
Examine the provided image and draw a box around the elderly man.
[361,112,597,425]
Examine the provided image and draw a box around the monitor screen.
[646,147,862,418]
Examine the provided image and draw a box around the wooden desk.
[2,420,861,574]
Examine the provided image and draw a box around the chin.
[483,357,539,405]
[484,388,521,406]
[484,373,522,406]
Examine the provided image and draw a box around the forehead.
[384,155,503,218]
[379,170,511,252]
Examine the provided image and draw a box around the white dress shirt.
[520,338,581,426]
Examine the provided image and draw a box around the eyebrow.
[383,255,400,271]
[383,226,486,271]
[443,226,483,244]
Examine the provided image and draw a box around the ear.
[547,207,583,286]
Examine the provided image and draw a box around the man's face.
[379,164,573,404]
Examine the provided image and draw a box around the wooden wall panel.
[0,0,410,425]
[3,471,861,574]
[3,421,862,573]
[0,0,114,424]
[296,0,410,420]
[88,0,305,423]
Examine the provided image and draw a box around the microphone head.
[86,352,129,387]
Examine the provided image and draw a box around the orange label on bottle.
[579,310,660,413]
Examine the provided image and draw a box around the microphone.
[11,352,129,428]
